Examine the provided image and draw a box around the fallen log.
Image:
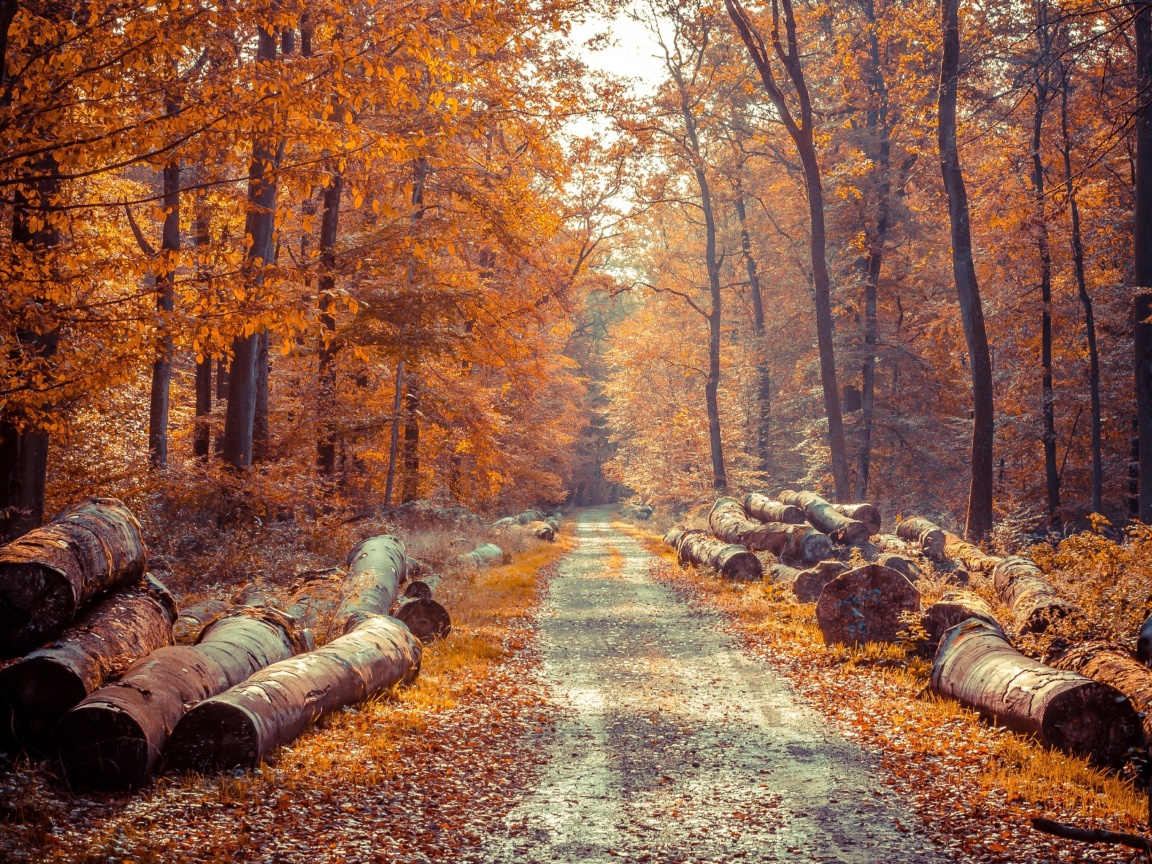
[460,543,506,567]
[0,497,147,656]
[338,535,407,633]
[166,615,422,772]
[662,527,686,551]
[815,564,920,645]
[765,561,805,585]
[832,503,881,535]
[172,599,230,645]
[742,492,805,525]
[943,532,1001,574]
[403,580,433,600]
[992,556,1080,635]
[529,520,556,542]
[778,490,869,545]
[792,561,849,603]
[405,558,433,581]
[1138,613,1152,666]
[1048,641,1152,739]
[676,531,762,582]
[876,552,921,582]
[708,498,831,561]
[1031,817,1152,855]
[921,591,1004,649]
[284,568,347,646]
[55,606,309,790]
[0,575,177,748]
[930,619,1140,766]
[895,518,946,557]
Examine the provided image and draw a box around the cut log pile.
[778,490,870,545]
[0,497,455,792]
[675,529,762,582]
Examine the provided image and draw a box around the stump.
[895,518,946,558]
[778,490,869,545]
[0,497,148,656]
[815,564,920,645]
[1049,641,1152,740]
[833,503,881,535]
[931,619,1140,766]
[993,556,1081,635]
[166,615,422,772]
[676,531,762,581]
[0,575,177,747]
[55,607,309,790]
[792,561,850,603]
[742,492,805,525]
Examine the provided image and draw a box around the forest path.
[478,507,949,864]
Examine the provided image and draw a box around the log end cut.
[791,561,850,603]
[0,657,87,746]
[1043,683,1142,767]
[395,599,452,642]
[815,564,920,646]
[165,701,260,773]
[55,705,151,791]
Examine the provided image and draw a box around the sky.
[566,8,668,98]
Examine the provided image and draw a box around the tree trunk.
[1059,62,1102,513]
[401,372,421,501]
[943,531,1001,574]
[815,563,919,645]
[316,173,342,475]
[0,158,61,543]
[1049,641,1152,740]
[709,497,833,561]
[742,492,805,525]
[166,615,421,772]
[833,503,881,535]
[1030,4,1060,517]
[778,489,869,544]
[383,361,404,504]
[930,618,1141,765]
[896,517,946,557]
[1137,612,1152,665]
[675,530,762,581]
[148,154,180,470]
[222,26,278,470]
[338,535,407,633]
[55,607,309,790]
[1137,2,1152,520]
[0,576,176,747]
[725,0,849,500]
[735,191,771,473]
[792,560,849,603]
[992,555,1081,634]
[253,329,270,461]
[938,0,995,539]
[0,497,147,657]
[920,590,1003,650]
[172,598,230,644]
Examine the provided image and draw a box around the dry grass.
[615,517,1148,862]
[1,522,575,863]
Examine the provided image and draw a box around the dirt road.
[479,508,947,863]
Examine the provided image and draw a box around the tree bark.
[735,191,771,473]
[778,489,869,544]
[895,517,946,557]
[55,607,309,790]
[148,150,180,470]
[1137,1,1152,520]
[316,173,342,475]
[172,598,230,644]
[383,361,404,504]
[742,492,805,525]
[222,26,279,470]
[166,615,421,772]
[725,0,849,499]
[920,590,1003,650]
[1030,3,1060,517]
[992,555,1081,635]
[938,0,995,539]
[930,618,1141,765]
[709,497,832,561]
[815,563,919,645]
[0,576,176,747]
[0,497,147,657]
[676,530,763,581]
[875,552,920,582]
[943,531,1001,574]
[1049,641,1152,740]
[338,535,407,633]
[282,567,346,646]
[1059,61,1102,513]
[833,503,881,535]
[253,329,270,461]
[401,372,421,501]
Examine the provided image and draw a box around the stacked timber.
[778,490,869,545]
[930,619,1140,766]
[832,503,881,536]
[55,605,310,789]
[1049,641,1152,740]
[742,493,805,526]
[895,518,946,558]
[708,498,831,563]
[676,530,762,582]
[492,508,547,529]
[943,532,1001,575]
[0,575,178,747]
[815,564,920,645]
[0,497,148,656]
[993,556,1081,635]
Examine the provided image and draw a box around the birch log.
[709,498,831,562]
[944,532,1001,574]
[833,503,881,535]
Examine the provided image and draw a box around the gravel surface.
[479,508,950,863]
